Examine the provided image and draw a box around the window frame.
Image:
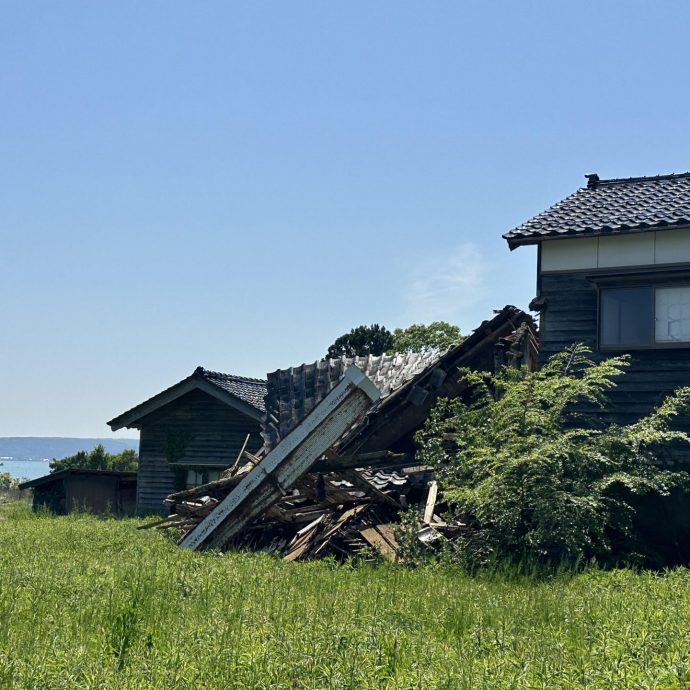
[597,282,690,351]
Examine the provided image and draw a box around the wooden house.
[504,172,690,438]
[108,367,266,515]
[19,469,137,516]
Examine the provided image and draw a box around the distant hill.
[0,437,139,461]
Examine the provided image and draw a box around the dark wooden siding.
[540,271,690,445]
[136,389,263,515]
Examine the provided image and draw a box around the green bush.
[0,471,20,491]
[416,344,690,567]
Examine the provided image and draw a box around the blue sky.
[2,1,690,437]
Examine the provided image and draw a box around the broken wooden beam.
[310,451,416,473]
[179,366,380,551]
[423,480,438,525]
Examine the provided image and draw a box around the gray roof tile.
[194,367,267,413]
[504,172,690,247]
[261,349,445,450]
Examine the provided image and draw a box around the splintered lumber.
[164,469,249,504]
[360,524,399,560]
[179,366,381,550]
[423,480,439,525]
[310,451,415,473]
[283,515,325,562]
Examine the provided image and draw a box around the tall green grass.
[1,504,690,689]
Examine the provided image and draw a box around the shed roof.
[19,468,138,490]
[504,172,690,248]
[108,367,267,430]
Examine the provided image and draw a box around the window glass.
[185,468,223,488]
[656,287,690,343]
[600,287,654,346]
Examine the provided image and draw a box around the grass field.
[2,501,690,689]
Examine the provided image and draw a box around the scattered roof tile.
[504,172,690,247]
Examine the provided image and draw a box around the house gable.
[108,367,266,431]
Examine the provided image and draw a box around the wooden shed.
[108,367,266,515]
[20,469,137,516]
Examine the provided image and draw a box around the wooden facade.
[136,390,263,514]
[538,269,690,435]
[20,470,137,516]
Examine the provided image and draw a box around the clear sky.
[3,1,690,438]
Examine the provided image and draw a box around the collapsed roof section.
[262,305,538,456]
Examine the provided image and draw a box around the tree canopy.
[326,320,462,358]
[326,324,394,358]
[49,444,138,473]
[416,344,690,568]
[392,321,462,353]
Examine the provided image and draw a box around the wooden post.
[179,366,380,551]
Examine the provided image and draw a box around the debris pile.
[145,452,463,561]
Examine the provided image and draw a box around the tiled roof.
[504,172,690,247]
[195,368,267,414]
[108,367,267,430]
[262,349,445,450]
[262,306,539,452]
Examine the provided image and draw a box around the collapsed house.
[145,306,538,561]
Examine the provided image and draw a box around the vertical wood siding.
[136,389,263,514]
[540,272,690,461]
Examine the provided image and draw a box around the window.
[600,285,690,347]
[185,468,223,489]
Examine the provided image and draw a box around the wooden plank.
[423,480,438,525]
[360,526,397,560]
[179,366,380,550]
[310,451,415,473]
[375,523,399,551]
[229,433,251,473]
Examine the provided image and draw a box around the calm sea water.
[0,459,51,481]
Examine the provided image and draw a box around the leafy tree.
[326,324,394,358]
[0,471,19,491]
[49,445,138,473]
[415,344,690,567]
[392,321,462,353]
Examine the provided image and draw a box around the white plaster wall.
[540,237,598,271]
[655,228,690,264]
[598,233,655,267]
[540,229,690,272]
